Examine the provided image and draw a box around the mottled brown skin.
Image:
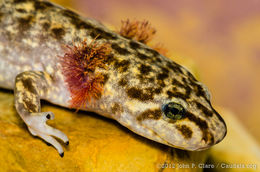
[0,0,226,156]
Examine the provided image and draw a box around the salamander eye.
[162,102,186,120]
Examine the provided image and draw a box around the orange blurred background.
[53,0,260,144]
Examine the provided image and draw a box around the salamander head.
[112,52,227,151]
[130,88,227,151]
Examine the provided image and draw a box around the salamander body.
[0,0,226,156]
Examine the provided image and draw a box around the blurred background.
[53,0,260,144]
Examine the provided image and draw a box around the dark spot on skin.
[17,15,34,32]
[172,79,185,88]
[166,91,174,99]
[137,109,162,121]
[166,61,175,70]
[16,8,27,13]
[61,9,79,20]
[22,78,37,94]
[176,125,193,139]
[14,0,28,3]
[136,52,150,60]
[136,74,145,83]
[145,48,160,57]
[194,101,213,117]
[161,67,169,73]
[114,60,130,72]
[136,74,151,84]
[184,112,214,144]
[156,66,169,85]
[51,27,65,40]
[89,30,99,39]
[90,28,117,40]
[187,71,197,82]
[127,87,154,101]
[155,56,162,63]
[157,80,166,87]
[172,87,177,92]
[136,64,156,83]
[102,74,109,85]
[79,22,94,30]
[167,61,183,74]
[195,84,208,99]
[111,43,130,55]
[145,87,162,96]
[154,88,162,94]
[148,77,155,83]
[106,54,117,65]
[129,41,141,49]
[210,133,215,144]
[184,77,210,102]
[118,78,128,87]
[139,64,152,75]
[185,87,191,97]
[185,112,208,130]
[34,1,54,10]
[23,98,38,113]
[111,103,123,114]
[182,77,188,84]
[157,72,168,81]
[202,132,214,146]
[42,22,50,31]
[170,79,192,98]
[61,9,94,30]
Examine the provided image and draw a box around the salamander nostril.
[46,114,51,119]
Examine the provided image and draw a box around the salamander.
[0,0,227,157]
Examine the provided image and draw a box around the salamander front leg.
[14,71,69,157]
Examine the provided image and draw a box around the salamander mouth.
[151,130,203,151]
[144,119,219,151]
[137,121,208,151]
[159,136,212,151]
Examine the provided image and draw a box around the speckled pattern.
[0,0,226,154]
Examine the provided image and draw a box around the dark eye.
[162,102,186,120]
